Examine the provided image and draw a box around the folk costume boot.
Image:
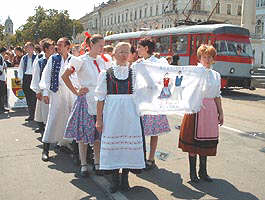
[35,122,43,133]
[110,170,120,193]
[189,155,199,183]
[199,156,213,182]
[42,143,50,162]
[121,169,130,191]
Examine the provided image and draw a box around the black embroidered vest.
[106,67,133,95]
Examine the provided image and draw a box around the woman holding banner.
[137,38,171,170]
[178,44,224,183]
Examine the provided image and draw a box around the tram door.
[189,35,206,65]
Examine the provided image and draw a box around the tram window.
[154,36,170,54]
[214,40,253,57]
[172,35,188,54]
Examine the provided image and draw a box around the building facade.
[250,0,265,66]
[77,0,243,42]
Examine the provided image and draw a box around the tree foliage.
[0,6,84,47]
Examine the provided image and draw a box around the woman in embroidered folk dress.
[137,38,171,170]
[62,34,106,177]
[96,42,145,193]
[178,44,224,183]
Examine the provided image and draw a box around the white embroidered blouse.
[197,63,221,98]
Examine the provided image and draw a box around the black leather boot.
[189,155,199,183]
[42,143,50,162]
[121,169,130,191]
[199,155,213,182]
[110,170,120,193]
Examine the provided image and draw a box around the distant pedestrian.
[18,42,37,121]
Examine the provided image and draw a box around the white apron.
[100,95,145,170]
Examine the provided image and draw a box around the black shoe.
[93,164,104,176]
[199,156,213,182]
[25,117,34,121]
[145,160,156,170]
[80,165,89,178]
[35,128,42,133]
[42,143,50,162]
[3,108,9,112]
[42,151,49,162]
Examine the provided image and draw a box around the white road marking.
[221,125,246,134]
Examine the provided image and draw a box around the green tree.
[14,6,84,44]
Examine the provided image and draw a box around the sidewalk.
[0,109,264,200]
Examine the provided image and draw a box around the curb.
[87,165,129,200]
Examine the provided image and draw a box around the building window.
[114,15,116,24]
[261,51,264,64]
[150,6,153,17]
[237,5,242,16]
[122,14,124,22]
[162,4,164,14]
[111,16,113,25]
[145,7,147,18]
[156,5,159,16]
[257,0,260,7]
[227,4,231,15]
[135,10,137,20]
[140,9,142,19]
[130,11,133,21]
[192,0,201,11]
[118,15,120,23]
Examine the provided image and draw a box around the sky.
[1,0,107,30]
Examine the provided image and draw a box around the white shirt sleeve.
[68,56,84,72]
[39,57,52,96]
[215,72,221,98]
[18,56,24,80]
[95,70,107,101]
[30,58,41,93]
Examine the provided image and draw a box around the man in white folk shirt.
[39,37,76,162]
[30,39,55,135]
[18,42,37,121]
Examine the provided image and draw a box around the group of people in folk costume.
[16,33,223,193]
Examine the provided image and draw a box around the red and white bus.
[104,24,254,89]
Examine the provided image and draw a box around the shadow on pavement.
[125,186,159,200]
[221,90,265,101]
[47,152,77,174]
[71,178,110,200]
[0,108,28,119]
[190,178,259,200]
[136,167,205,200]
